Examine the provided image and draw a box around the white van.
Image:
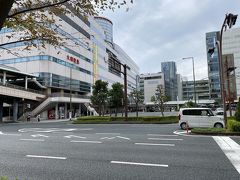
[178,108,225,130]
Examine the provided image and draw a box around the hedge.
[227,119,240,132]
[74,116,178,124]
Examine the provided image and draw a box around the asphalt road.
[0,121,239,180]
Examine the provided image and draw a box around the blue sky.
[103,0,240,80]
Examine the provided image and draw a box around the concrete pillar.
[79,104,81,117]
[47,88,51,96]
[0,99,3,122]
[13,100,18,122]
[60,89,64,97]
[25,76,28,90]
[64,103,68,119]
[55,103,58,119]
[3,71,6,85]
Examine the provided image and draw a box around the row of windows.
[36,72,91,92]
[64,3,90,27]
[51,24,90,50]
[0,36,92,66]
[59,14,90,39]
[143,76,162,80]
[0,55,92,75]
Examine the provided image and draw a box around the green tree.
[109,82,124,117]
[151,85,167,117]
[90,80,108,116]
[129,89,144,117]
[0,0,132,49]
[235,97,240,121]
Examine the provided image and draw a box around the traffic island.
[191,128,240,136]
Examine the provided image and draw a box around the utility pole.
[123,64,128,120]
[69,67,72,120]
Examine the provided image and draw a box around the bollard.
[186,121,189,134]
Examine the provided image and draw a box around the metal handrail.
[49,92,90,99]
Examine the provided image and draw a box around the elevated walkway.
[0,82,45,101]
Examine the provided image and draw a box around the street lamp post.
[182,57,196,105]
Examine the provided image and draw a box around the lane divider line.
[20,139,45,142]
[70,140,102,144]
[135,143,175,146]
[96,133,120,135]
[26,155,66,160]
[147,134,178,137]
[148,138,183,141]
[111,161,168,167]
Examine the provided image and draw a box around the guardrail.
[0,82,44,94]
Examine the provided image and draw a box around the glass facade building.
[206,31,221,100]
[161,61,177,101]
[94,17,113,44]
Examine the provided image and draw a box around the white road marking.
[31,134,49,138]
[71,140,102,144]
[19,128,77,133]
[0,131,21,136]
[147,134,178,137]
[213,136,240,174]
[173,130,210,138]
[135,143,175,146]
[96,133,120,135]
[78,128,93,131]
[101,137,115,140]
[26,155,66,160]
[111,161,168,167]
[20,139,45,142]
[116,136,130,140]
[64,135,86,139]
[148,138,183,141]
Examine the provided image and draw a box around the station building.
[0,7,139,121]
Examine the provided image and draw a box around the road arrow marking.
[64,135,86,139]
[116,136,130,140]
[31,134,49,138]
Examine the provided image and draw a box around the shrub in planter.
[234,97,240,121]
[227,119,240,132]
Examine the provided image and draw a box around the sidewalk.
[1,118,73,124]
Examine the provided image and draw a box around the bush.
[73,116,178,124]
[234,97,240,121]
[227,119,240,132]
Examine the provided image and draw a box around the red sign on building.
[67,55,79,64]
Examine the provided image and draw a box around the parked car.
[215,111,224,116]
[178,108,225,130]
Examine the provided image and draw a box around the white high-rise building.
[139,72,165,104]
